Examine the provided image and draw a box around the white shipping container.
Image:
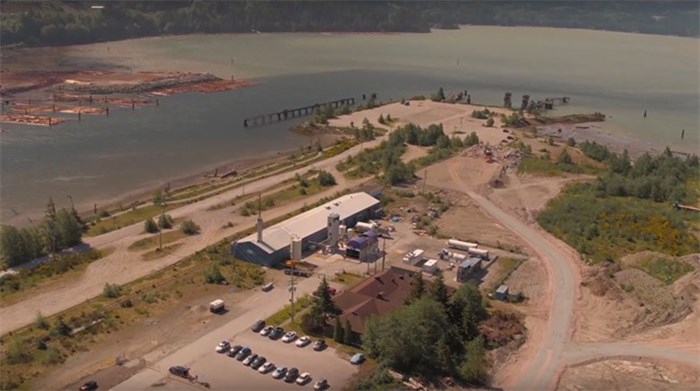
[447,239,478,250]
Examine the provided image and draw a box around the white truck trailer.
[447,239,478,251]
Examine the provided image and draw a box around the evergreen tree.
[343,319,353,345]
[43,197,58,256]
[56,208,82,248]
[406,272,425,303]
[0,225,27,267]
[311,277,342,317]
[428,269,449,308]
[333,316,344,343]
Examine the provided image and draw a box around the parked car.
[327,286,337,295]
[251,320,266,332]
[226,345,243,357]
[259,325,273,336]
[215,340,230,353]
[251,356,267,369]
[261,282,274,291]
[281,331,297,343]
[272,366,288,379]
[312,339,327,351]
[350,353,365,365]
[284,367,300,383]
[236,347,252,361]
[296,372,312,385]
[296,336,311,347]
[243,353,258,366]
[79,380,98,391]
[258,361,275,374]
[313,379,329,390]
[269,326,285,339]
[169,366,190,378]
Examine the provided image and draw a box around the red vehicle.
[326,287,337,296]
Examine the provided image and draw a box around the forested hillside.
[1,0,697,47]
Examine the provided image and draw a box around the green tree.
[312,277,342,317]
[464,131,480,147]
[431,87,445,102]
[103,283,123,298]
[0,225,28,267]
[378,114,386,124]
[436,335,455,375]
[43,198,58,256]
[485,117,494,127]
[459,336,487,384]
[144,218,159,233]
[56,208,82,248]
[566,137,576,147]
[333,316,344,343]
[343,319,353,345]
[428,269,449,308]
[453,281,487,341]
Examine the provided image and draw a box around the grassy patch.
[141,243,184,261]
[86,204,179,237]
[0,249,108,303]
[636,255,695,285]
[239,173,334,216]
[517,156,591,176]
[486,258,525,292]
[332,272,364,288]
[264,294,312,326]
[128,230,187,252]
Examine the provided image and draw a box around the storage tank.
[327,213,340,247]
[467,248,489,259]
[290,236,302,261]
[339,224,347,238]
[450,252,468,262]
[355,221,378,232]
[447,239,478,251]
[347,228,355,238]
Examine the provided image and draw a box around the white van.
[209,299,225,313]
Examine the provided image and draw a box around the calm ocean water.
[1,26,698,224]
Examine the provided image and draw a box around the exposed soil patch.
[557,359,700,391]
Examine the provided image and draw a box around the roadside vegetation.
[0,198,84,268]
[539,144,699,264]
[239,170,337,216]
[0,249,106,302]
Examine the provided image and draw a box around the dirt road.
[0,136,383,335]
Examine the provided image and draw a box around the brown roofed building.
[332,266,417,337]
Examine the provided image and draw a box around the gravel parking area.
[150,330,357,390]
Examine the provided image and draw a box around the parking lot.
[147,328,357,390]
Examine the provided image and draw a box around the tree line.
[0,198,85,268]
[1,1,697,47]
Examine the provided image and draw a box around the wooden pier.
[243,97,355,127]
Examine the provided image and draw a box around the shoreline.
[2,135,340,228]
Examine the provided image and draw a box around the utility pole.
[423,169,428,194]
[382,237,386,271]
[289,264,296,322]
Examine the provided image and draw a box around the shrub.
[180,219,201,235]
[35,312,49,329]
[103,283,123,298]
[203,264,225,284]
[158,214,174,229]
[566,137,577,146]
[318,170,337,186]
[144,218,159,233]
[485,117,494,127]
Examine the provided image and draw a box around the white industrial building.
[232,192,381,266]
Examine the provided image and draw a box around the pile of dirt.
[614,268,692,332]
[462,144,525,174]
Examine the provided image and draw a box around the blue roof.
[347,236,369,249]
